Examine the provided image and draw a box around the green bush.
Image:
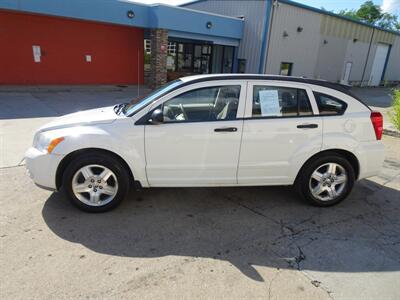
[388,89,400,131]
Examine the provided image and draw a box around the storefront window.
[167,42,177,71]
[165,40,234,79]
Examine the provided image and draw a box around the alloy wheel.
[72,164,118,206]
[308,162,347,202]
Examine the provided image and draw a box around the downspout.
[264,0,277,74]
[258,0,273,74]
[361,28,375,86]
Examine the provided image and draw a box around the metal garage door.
[369,43,390,86]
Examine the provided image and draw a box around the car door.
[144,80,246,186]
[238,81,322,185]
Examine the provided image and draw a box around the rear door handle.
[214,127,238,132]
[297,123,318,129]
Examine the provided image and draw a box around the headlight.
[34,133,50,152]
[34,133,64,153]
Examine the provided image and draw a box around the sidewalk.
[0,85,150,168]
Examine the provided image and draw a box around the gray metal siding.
[266,2,400,84]
[384,37,400,81]
[265,2,321,78]
[343,41,371,82]
[182,0,267,73]
[315,36,348,82]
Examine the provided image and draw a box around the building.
[183,0,400,86]
[1,0,399,87]
[0,0,243,87]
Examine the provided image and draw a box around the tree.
[337,0,400,31]
[337,9,358,20]
[356,1,382,24]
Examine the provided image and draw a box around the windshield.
[123,80,183,116]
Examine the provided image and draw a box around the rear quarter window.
[313,92,348,115]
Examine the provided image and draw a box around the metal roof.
[278,0,400,36]
[182,0,400,36]
[0,0,244,40]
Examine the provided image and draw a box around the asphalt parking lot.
[1,86,399,299]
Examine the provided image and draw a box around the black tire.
[62,152,130,212]
[295,154,355,207]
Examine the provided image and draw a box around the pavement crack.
[225,198,302,236]
[295,246,306,270]
[0,164,26,170]
[234,201,270,219]
[267,269,281,300]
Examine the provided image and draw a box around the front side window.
[252,86,313,117]
[314,92,348,115]
[123,80,183,116]
[162,85,241,123]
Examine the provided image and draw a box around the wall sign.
[32,45,41,63]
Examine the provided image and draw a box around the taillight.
[370,111,383,140]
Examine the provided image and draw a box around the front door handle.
[214,127,238,132]
[297,123,318,129]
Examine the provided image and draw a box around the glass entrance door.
[194,45,211,74]
[222,46,234,73]
[212,45,234,73]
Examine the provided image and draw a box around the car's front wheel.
[295,154,355,206]
[62,152,130,212]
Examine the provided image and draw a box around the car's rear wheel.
[295,154,355,206]
[62,152,129,212]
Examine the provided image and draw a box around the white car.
[25,74,384,212]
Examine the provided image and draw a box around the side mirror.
[148,109,164,125]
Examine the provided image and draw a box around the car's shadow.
[42,181,400,281]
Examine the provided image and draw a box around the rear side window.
[314,92,348,115]
[252,86,313,117]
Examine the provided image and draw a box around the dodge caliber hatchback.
[25,75,384,212]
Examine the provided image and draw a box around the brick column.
[149,28,168,89]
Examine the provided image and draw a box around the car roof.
[180,74,352,95]
[179,74,370,110]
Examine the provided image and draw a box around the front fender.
[48,122,147,186]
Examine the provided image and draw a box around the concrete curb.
[383,129,400,138]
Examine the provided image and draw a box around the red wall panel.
[0,11,144,84]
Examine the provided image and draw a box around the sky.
[133,0,400,16]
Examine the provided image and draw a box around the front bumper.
[25,147,64,190]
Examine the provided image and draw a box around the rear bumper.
[356,141,385,180]
[25,147,64,190]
